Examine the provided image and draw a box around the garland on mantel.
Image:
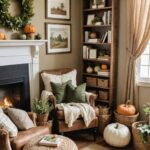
[0,0,34,30]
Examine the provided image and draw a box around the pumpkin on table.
[117,100,136,116]
[24,24,36,40]
[0,33,6,40]
[104,123,131,147]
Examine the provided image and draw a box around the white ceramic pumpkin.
[103,123,131,147]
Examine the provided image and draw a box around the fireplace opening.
[0,83,22,109]
[0,64,30,111]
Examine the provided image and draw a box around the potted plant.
[132,103,150,150]
[32,98,50,125]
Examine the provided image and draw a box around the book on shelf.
[88,38,100,43]
[102,11,112,25]
[98,70,110,76]
[39,135,62,147]
[83,45,89,59]
[97,56,110,61]
[85,31,89,42]
[108,30,111,43]
[102,32,108,43]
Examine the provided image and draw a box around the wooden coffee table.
[23,134,78,150]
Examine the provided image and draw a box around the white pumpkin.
[103,123,131,147]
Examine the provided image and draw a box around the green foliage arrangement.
[32,99,50,115]
[0,0,34,30]
[137,103,150,144]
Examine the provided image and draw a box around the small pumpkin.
[101,64,108,70]
[104,123,131,147]
[0,33,6,40]
[117,100,136,116]
[24,24,36,33]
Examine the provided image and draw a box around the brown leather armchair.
[40,68,99,139]
[0,112,51,150]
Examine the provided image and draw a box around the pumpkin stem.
[115,123,119,129]
[125,100,131,107]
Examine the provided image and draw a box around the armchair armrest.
[85,92,97,107]
[0,128,12,150]
[27,112,37,126]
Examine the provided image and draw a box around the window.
[137,41,150,82]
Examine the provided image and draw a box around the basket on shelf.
[114,111,139,128]
[132,121,150,150]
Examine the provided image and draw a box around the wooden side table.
[23,134,78,150]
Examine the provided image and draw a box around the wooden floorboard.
[65,131,134,150]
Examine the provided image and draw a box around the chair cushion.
[51,80,71,103]
[10,126,50,150]
[6,108,35,130]
[57,107,99,120]
[66,82,87,103]
[41,69,77,92]
[0,112,18,137]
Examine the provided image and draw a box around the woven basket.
[114,111,139,128]
[98,106,110,115]
[98,114,111,134]
[36,113,49,124]
[132,121,150,150]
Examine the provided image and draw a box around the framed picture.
[45,23,71,54]
[87,14,95,25]
[46,0,70,20]
[89,49,97,59]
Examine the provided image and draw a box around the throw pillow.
[0,112,18,137]
[51,80,71,103]
[6,108,35,130]
[62,69,77,87]
[66,82,87,103]
[41,72,61,91]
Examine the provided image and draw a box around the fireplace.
[0,64,30,111]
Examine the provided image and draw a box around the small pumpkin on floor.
[103,123,131,147]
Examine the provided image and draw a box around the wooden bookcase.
[81,0,119,108]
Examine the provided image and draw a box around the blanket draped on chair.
[57,103,96,127]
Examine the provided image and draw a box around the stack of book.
[102,10,112,25]
[98,70,110,76]
[39,135,62,147]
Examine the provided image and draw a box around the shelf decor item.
[45,23,71,54]
[24,24,36,40]
[0,0,34,30]
[0,32,6,40]
[46,0,70,20]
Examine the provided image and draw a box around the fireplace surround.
[0,40,47,110]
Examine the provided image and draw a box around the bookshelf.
[81,0,119,108]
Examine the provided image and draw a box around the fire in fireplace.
[0,96,13,108]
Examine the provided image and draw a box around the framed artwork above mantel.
[45,23,71,54]
[45,0,71,20]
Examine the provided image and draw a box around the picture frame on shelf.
[89,49,97,59]
[90,0,106,9]
[45,23,71,54]
[46,0,70,20]
[87,14,95,25]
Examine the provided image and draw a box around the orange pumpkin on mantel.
[116,100,136,116]
[0,33,6,40]
[24,24,36,34]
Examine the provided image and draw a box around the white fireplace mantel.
[0,40,47,108]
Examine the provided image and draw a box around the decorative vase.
[86,66,93,73]
[94,65,100,73]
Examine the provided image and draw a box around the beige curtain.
[122,0,150,108]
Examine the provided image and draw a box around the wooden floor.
[65,131,134,150]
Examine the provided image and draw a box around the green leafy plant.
[0,0,34,30]
[32,99,50,115]
[91,16,102,25]
[137,103,150,144]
